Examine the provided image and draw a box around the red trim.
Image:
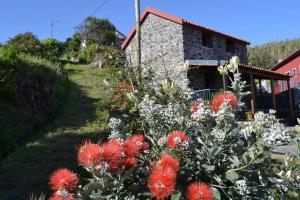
[121,7,250,50]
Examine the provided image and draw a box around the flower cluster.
[77,135,148,174]
[49,169,79,200]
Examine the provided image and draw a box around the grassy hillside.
[0,51,70,159]
[248,38,300,69]
[0,63,114,199]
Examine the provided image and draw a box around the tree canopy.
[248,38,300,69]
[7,32,42,56]
[76,17,116,46]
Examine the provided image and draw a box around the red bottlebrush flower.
[123,134,148,157]
[167,131,189,150]
[148,167,176,199]
[77,141,102,166]
[159,154,180,173]
[49,193,74,200]
[49,169,79,191]
[211,91,238,112]
[102,139,123,172]
[123,157,137,169]
[192,101,199,112]
[186,182,213,200]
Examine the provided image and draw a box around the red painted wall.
[274,56,300,93]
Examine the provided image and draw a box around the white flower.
[236,179,250,195]
[217,65,228,75]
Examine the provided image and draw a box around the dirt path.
[0,64,112,200]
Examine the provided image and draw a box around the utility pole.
[50,20,61,39]
[135,0,142,83]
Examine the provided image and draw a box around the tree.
[42,38,64,61]
[65,33,81,59]
[76,17,116,46]
[7,32,42,56]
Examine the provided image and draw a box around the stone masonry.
[124,12,248,89]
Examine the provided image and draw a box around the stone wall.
[182,26,248,64]
[125,14,185,69]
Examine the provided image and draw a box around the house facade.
[122,8,249,70]
[272,49,300,93]
[121,8,294,119]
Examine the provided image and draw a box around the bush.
[65,33,81,60]
[78,44,125,67]
[47,57,299,199]
[0,55,70,159]
[41,38,64,61]
[7,32,42,56]
[0,45,18,99]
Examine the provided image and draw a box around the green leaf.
[212,187,221,200]
[225,171,239,183]
[201,164,215,172]
[171,191,182,200]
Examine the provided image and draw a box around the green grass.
[0,63,114,199]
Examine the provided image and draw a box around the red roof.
[121,7,250,50]
[271,48,300,71]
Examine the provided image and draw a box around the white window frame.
[292,68,296,77]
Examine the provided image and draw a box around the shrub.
[41,38,64,61]
[7,32,42,56]
[65,33,81,60]
[78,44,99,63]
[48,57,300,199]
[0,55,70,159]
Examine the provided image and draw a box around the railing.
[193,89,219,101]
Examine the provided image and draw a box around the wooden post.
[259,79,262,96]
[135,0,142,83]
[270,78,276,111]
[222,75,227,91]
[250,73,256,114]
[287,78,295,118]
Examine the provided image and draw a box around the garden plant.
[47,56,300,200]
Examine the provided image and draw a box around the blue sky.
[1,0,299,46]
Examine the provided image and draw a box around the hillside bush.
[42,38,65,61]
[7,32,42,56]
[65,33,81,60]
[0,54,70,159]
[78,44,125,68]
[48,57,299,199]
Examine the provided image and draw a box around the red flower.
[102,139,123,172]
[192,101,199,112]
[159,154,180,173]
[186,182,213,200]
[211,91,238,112]
[77,141,102,166]
[123,157,137,169]
[148,167,176,199]
[167,131,189,149]
[123,134,148,157]
[49,193,74,200]
[49,169,79,191]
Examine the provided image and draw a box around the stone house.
[121,8,294,118]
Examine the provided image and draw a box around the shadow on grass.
[0,64,111,200]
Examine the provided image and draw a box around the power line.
[90,0,111,16]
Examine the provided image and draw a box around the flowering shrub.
[48,56,299,199]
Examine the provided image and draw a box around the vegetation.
[7,32,42,56]
[0,63,116,199]
[41,38,65,61]
[248,38,300,68]
[0,48,69,159]
[76,17,116,46]
[65,33,82,60]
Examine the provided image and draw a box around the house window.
[281,81,285,91]
[292,68,296,76]
[226,40,235,53]
[202,32,213,48]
